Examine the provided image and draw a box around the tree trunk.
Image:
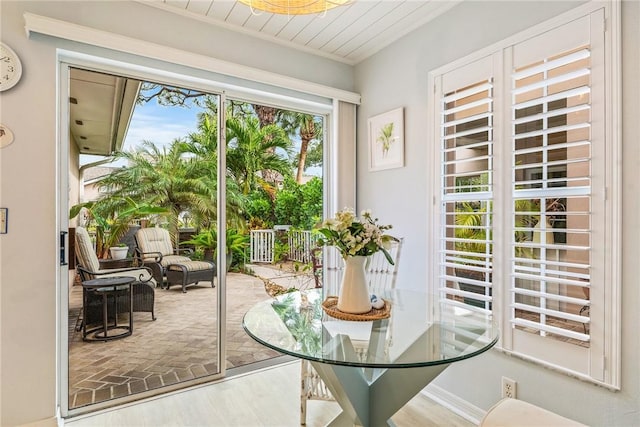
[296,138,310,183]
[253,104,279,184]
[253,105,277,127]
[296,118,315,183]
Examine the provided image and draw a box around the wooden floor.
[64,361,474,427]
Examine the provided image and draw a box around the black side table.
[82,276,135,342]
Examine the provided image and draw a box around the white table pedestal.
[311,361,450,427]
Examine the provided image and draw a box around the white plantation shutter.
[437,56,495,315]
[431,7,617,386]
[510,46,592,343]
[503,12,610,381]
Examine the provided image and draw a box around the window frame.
[427,1,621,389]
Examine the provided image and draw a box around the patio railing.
[288,230,317,263]
[250,229,317,264]
[250,230,275,263]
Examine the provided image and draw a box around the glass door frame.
[58,53,229,418]
[57,50,338,418]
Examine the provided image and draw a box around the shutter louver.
[439,78,494,314]
[511,46,591,345]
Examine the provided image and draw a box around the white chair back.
[135,227,174,257]
[75,226,100,273]
[366,238,403,296]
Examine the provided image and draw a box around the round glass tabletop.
[243,288,498,368]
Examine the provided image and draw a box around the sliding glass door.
[62,63,329,416]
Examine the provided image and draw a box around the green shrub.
[246,189,274,224]
[274,177,322,229]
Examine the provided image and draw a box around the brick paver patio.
[68,268,301,410]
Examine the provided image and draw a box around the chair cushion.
[75,226,100,273]
[136,227,175,256]
[160,255,192,267]
[167,261,215,272]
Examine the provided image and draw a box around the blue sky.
[80,97,203,166]
[124,99,203,151]
[80,94,321,177]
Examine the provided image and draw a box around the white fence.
[288,230,317,263]
[250,229,317,264]
[250,230,275,263]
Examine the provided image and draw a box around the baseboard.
[16,416,59,427]
[422,383,486,426]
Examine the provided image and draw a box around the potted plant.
[315,208,396,314]
[182,227,249,272]
[226,228,250,269]
[109,243,129,260]
[70,197,168,259]
[182,228,218,262]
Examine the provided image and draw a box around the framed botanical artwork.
[368,107,404,171]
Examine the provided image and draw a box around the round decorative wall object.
[0,124,15,148]
[0,42,23,92]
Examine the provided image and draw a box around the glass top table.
[243,288,498,426]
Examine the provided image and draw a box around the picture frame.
[368,107,404,171]
[0,208,7,234]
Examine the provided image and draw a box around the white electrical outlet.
[502,376,517,398]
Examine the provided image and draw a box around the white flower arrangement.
[315,208,397,264]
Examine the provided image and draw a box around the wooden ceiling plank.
[304,2,378,50]
[319,2,403,53]
[185,0,213,15]
[206,0,237,19]
[338,1,458,62]
[225,2,254,26]
[268,15,316,40]
[288,4,351,46]
[241,9,275,31]
[149,0,461,64]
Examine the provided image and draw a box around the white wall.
[0,1,354,425]
[355,1,640,425]
[3,0,638,425]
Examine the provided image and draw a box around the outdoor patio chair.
[300,238,403,425]
[74,226,157,327]
[134,227,193,286]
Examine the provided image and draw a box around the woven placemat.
[322,296,391,321]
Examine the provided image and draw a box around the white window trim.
[427,0,621,389]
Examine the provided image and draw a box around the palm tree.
[296,114,322,183]
[253,105,278,128]
[184,109,246,230]
[277,112,323,183]
[225,115,293,197]
[98,140,215,246]
[252,105,280,185]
